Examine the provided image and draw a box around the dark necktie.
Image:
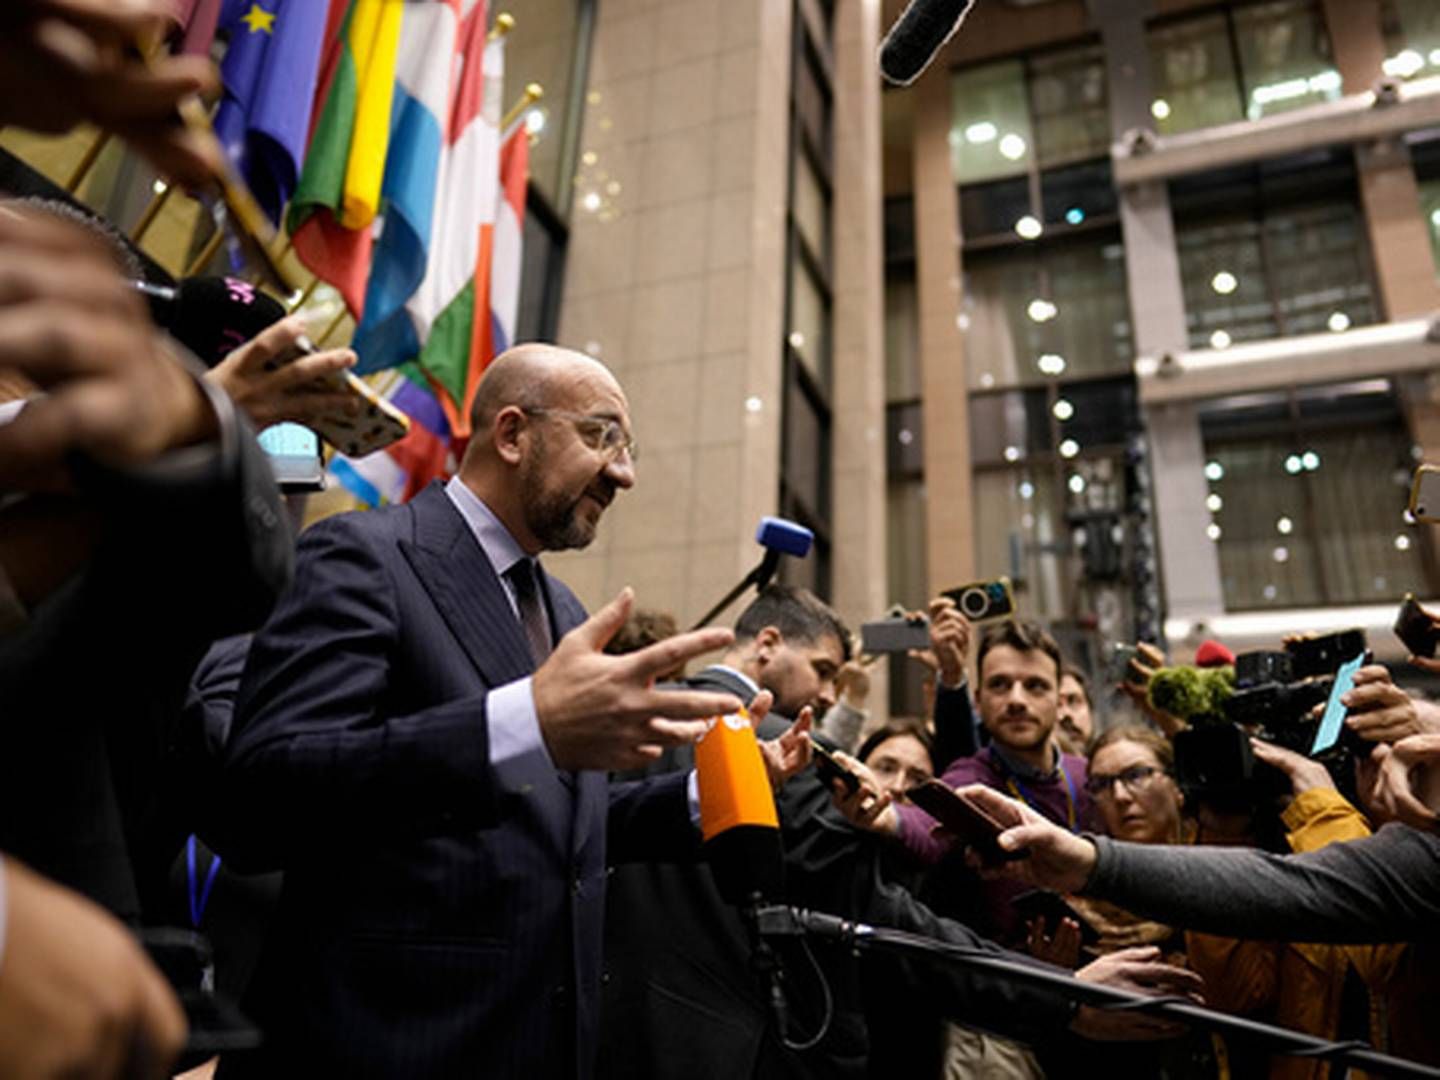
[507,558,552,667]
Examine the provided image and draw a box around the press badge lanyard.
[999,753,1079,833]
[187,834,222,929]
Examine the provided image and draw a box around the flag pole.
[64,131,111,193]
[318,306,350,347]
[287,274,321,312]
[489,12,515,40]
[501,84,544,139]
[129,183,176,243]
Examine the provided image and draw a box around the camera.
[1173,629,1368,807]
[942,577,1014,622]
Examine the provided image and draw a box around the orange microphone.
[695,706,785,905]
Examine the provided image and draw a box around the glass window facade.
[962,235,1132,390]
[1173,150,1376,350]
[1199,381,1432,610]
[1381,0,1440,81]
[1147,1,1339,136]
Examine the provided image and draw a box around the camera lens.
[959,587,989,619]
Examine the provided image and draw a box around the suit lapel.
[398,485,534,689]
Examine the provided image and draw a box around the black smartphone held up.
[1012,889,1100,948]
[905,779,1028,864]
[806,734,860,794]
[1395,594,1440,659]
[860,616,931,654]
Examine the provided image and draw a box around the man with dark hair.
[838,618,1096,944]
[1057,663,1095,755]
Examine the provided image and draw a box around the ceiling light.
[1277,516,1293,535]
[1273,546,1289,563]
[1209,329,1232,350]
[1053,399,1074,421]
[1019,481,1035,499]
[1065,207,1085,226]
[1396,534,1413,552]
[1015,215,1043,240]
[1327,311,1350,333]
[1059,439,1079,459]
[1003,445,1021,462]
[1302,450,1320,471]
[1206,493,1223,512]
[1207,524,1222,541]
[1204,461,1224,481]
[1151,99,1171,120]
[965,121,998,143]
[1027,299,1058,323]
[1068,474,1086,494]
[1037,353,1066,375]
[1285,454,1303,474]
[1211,271,1238,295]
[998,133,1027,160]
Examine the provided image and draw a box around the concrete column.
[1090,0,1225,625]
[829,0,890,676]
[911,67,975,593]
[1321,0,1440,320]
[551,0,794,624]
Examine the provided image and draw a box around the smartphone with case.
[942,577,1015,622]
[273,335,411,458]
[1410,465,1440,524]
[905,779,1029,864]
[1395,593,1440,659]
[860,616,931,653]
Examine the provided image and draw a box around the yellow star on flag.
[240,3,276,34]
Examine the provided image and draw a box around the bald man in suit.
[216,345,746,1079]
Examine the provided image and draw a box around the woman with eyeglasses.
[1030,725,1280,1079]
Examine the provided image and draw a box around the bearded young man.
[213,345,760,1079]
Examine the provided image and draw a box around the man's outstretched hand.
[960,784,1098,893]
[534,588,742,771]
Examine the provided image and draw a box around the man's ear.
[753,625,782,661]
[493,406,527,466]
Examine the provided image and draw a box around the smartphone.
[942,577,1015,622]
[1012,889,1100,948]
[905,779,1028,864]
[1410,464,1440,524]
[1310,652,1366,755]
[275,335,411,458]
[1394,593,1440,659]
[258,421,325,492]
[1286,628,1367,680]
[1108,643,1143,686]
[806,734,860,794]
[860,616,931,654]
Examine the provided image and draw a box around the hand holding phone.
[806,733,861,794]
[906,779,1030,864]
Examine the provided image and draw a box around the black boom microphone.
[878,0,977,86]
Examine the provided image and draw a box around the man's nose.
[605,453,635,489]
[816,681,837,714]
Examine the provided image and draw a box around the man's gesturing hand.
[533,588,742,771]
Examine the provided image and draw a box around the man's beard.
[520,432,601,551]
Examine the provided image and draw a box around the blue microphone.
[692,517,815,629]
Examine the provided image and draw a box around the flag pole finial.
[501,84,545,136]
[489,13,515,41]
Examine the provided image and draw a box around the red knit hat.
[1194,639,1235,668]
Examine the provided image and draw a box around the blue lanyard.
[186,834,222,929]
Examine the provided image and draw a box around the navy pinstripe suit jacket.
[214,483,693,1079]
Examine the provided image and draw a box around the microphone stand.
[690,549,782,631]
[752,905,1440,1080]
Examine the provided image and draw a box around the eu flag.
[214,0,330,224]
